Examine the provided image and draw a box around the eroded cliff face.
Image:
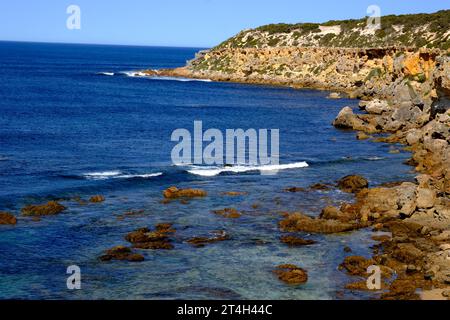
[186,47,449,104]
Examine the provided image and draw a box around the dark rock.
[337,175,369,193]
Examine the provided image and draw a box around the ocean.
[0,41,415,299]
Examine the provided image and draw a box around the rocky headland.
[144,10,450,299]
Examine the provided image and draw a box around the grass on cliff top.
[215,9,450,49]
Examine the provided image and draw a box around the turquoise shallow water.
[0,41,415,299]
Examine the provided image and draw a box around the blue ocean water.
[0,41,414,299]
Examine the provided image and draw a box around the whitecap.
[83,170,163,180]
[121,71,148,77]
[97,72,115,76]
[187,162,309,177]
[364,156,385,161]
[83,171,122,180]
[115,172,163,179]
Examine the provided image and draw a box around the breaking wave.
[82,171,163,180]
[186,162,309,177]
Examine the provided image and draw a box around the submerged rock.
[273,264,308,285]
[221,191,248,196]
[89,195,105,203]
[163,186,207,199]
[21,201,66,216]
[339,256,376,276]
[337,175,369,193]
[280,235,316,246]
[99,246,144,262]
[212,208,241,218]
[284,187,306,193]
[125,224,175,250]
[0,212,17,225]
[187,230,230,247]
[279,212,364,234]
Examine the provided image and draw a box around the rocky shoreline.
[141,42,450,299]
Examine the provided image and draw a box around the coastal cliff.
[145,10,450,299]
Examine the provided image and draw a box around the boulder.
[337,175,369,193]
[406,129,422,145]
[365,99,391,114]
[416,187,436,209]
[396,182,417,217]
[328,92,341,99]
[0,212,17,225]
[279,212,364,234]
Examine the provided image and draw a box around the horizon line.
[0,39,209,50]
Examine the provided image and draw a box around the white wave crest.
[187,162,309,177]
[121,71,212,82]
[122,71,148,77]
[116,173,163,179]
[97,72,115,76]
[83,171,162,180]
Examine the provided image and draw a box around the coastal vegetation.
[214,10,450,50]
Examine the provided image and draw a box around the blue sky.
[0,0,447,47]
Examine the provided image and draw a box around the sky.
[0,0,447,48]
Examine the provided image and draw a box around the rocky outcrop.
[21,201,66,216]
[99,246,144,262]
[280,235,316,246]
[212,208,242,218]
[125,224,175,250]
[337,175,369,193]
[89,195,105,203]
[273,264,308,285]
[186,230,230,247]
[279,212,366,234]
[0,212,17,225]
[163,186,207,199]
